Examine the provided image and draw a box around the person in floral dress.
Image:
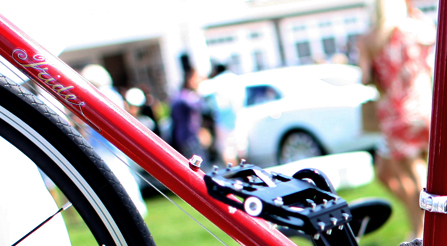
[358,0,436,239]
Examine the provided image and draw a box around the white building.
[6,0,435,100]
[204,0,438,73]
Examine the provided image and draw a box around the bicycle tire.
[0,75,155,246]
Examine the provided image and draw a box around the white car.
[199,64,380,168]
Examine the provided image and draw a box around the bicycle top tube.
[0,13,296,246]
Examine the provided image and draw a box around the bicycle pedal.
[204,163,352,236]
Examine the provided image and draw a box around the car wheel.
[278,131,323,164]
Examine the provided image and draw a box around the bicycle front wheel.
[0,75,155,246]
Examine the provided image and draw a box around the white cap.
[125,87,146,106]
[81,64,112,88]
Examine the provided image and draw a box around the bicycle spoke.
[12,202,72,246]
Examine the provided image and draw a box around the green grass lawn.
[65,177,412,245]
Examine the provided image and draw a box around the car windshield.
[245,85,282,107]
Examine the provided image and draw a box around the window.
[229,53,242,74]
[318,21,332,28]
[322,37,337,56]
[346,34,360,64]
[206,39,216,45]
[420,5,437,13]
[135,48,149,61]
[344,17,357,24]
[252,50,265,71]
[206,36,235,46]
[249,32,261,39]
[245,85,282,107]
[347,34,359,45]
[293,25,306,32]
[296,41,312,64]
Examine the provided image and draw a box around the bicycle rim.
[0,75,155,246]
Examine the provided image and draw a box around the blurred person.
[200,95,218,163]
[357,0,436,239]
[136,83,165,136]
[201,63,230,164]
[170,67,211,169]
[208,63,227,79]
[330,53,349,64]
[125,87,160,135]
[200,64,243,166]
[81,64,147,217]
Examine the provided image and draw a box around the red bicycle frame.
[424,0,447,245]
[0,13,295,246]
[3,1,447,244]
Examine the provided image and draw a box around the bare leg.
[375,154,426,238]
[375,155,407,203]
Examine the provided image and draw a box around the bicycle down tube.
[424,0,447,245]
[0,13,296,246]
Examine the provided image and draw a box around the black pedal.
[204,163,353,238]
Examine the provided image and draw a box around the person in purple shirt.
[171,68,209,165]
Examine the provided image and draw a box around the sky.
[1,0,245,51]
[2,1,171,52]
[1,0,329,52]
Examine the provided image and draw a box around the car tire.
[278,131,324,165]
